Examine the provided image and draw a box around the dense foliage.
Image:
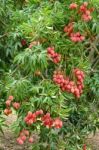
[0,0,99,150]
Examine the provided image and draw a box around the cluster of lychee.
[79,2,94,22]
[24,110,63,129]
[64,22,74,36]
[69,2,94,22]
[64,23,85,43]
[17,129,34,145]
[24,109,43,125]
[47,47,61,64]
[64,2,94,42]
[70,32,85,42]
[4,96,20,116]
[42,113,63,128]
[53,69,85,98]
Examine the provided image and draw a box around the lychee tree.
[0,0,99,150]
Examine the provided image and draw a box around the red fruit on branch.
[83,2,88,7]
[28,137,34,143]
[69,3,78,9]
[42,113,53,128]
[5,100,11,107]
[70,87,75,93]
[17,137,24,145]
[20,135,27,142]
[47,47,61,64]
[12,102,20,110]
[35,109,44,116]
[70,32,85,42]
[83,144,87,150]
[17,129,30,145]
[4,108,12,116]
[19,132,25,137]
[53,118,63,129]
[53,68,85,98]
[22,129,29,136]
[47,47,55,53]
[24,111,37,125]
[79,2,93,22]
[20,130,29,137]
[79,4,87,13]
[24,110,44,125]
[4,109,9,115]
[64,23,74,36]
[21,39,27,46]
[82,12,92,22]
[8,95,14,101]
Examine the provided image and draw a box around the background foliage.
[0,0,99,150]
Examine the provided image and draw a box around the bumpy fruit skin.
[64,23,74,36]
[17,129,30,145]
[24,111,37,125]
[23,129,29,136]
[17,110,63,144]
[4,109,9,115]
[83,144,87,150]
[21,39,27,46]
[64,2,93,44]
[17,138,24,145]
[53,118,63,129]
[70,32,85,42]
[82,12,92,22]
[12,102,20,110]
[64,25,85,42]
[69,3,78,9]
[41,113,53,128]
[79,2,93,22]
[20,135,27,142]
[47,47,61,64]
[24,110,63,129]
[8,95,14,101]
[79,2,88,13]
[4,108,12,116]
[35,109,44,116]
[53,69,85,98]
[28,137,34,143]
[5,100,11,107]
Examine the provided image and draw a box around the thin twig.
[92,59,99,69]
[91,43,99,55]
[0,33,8,39]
